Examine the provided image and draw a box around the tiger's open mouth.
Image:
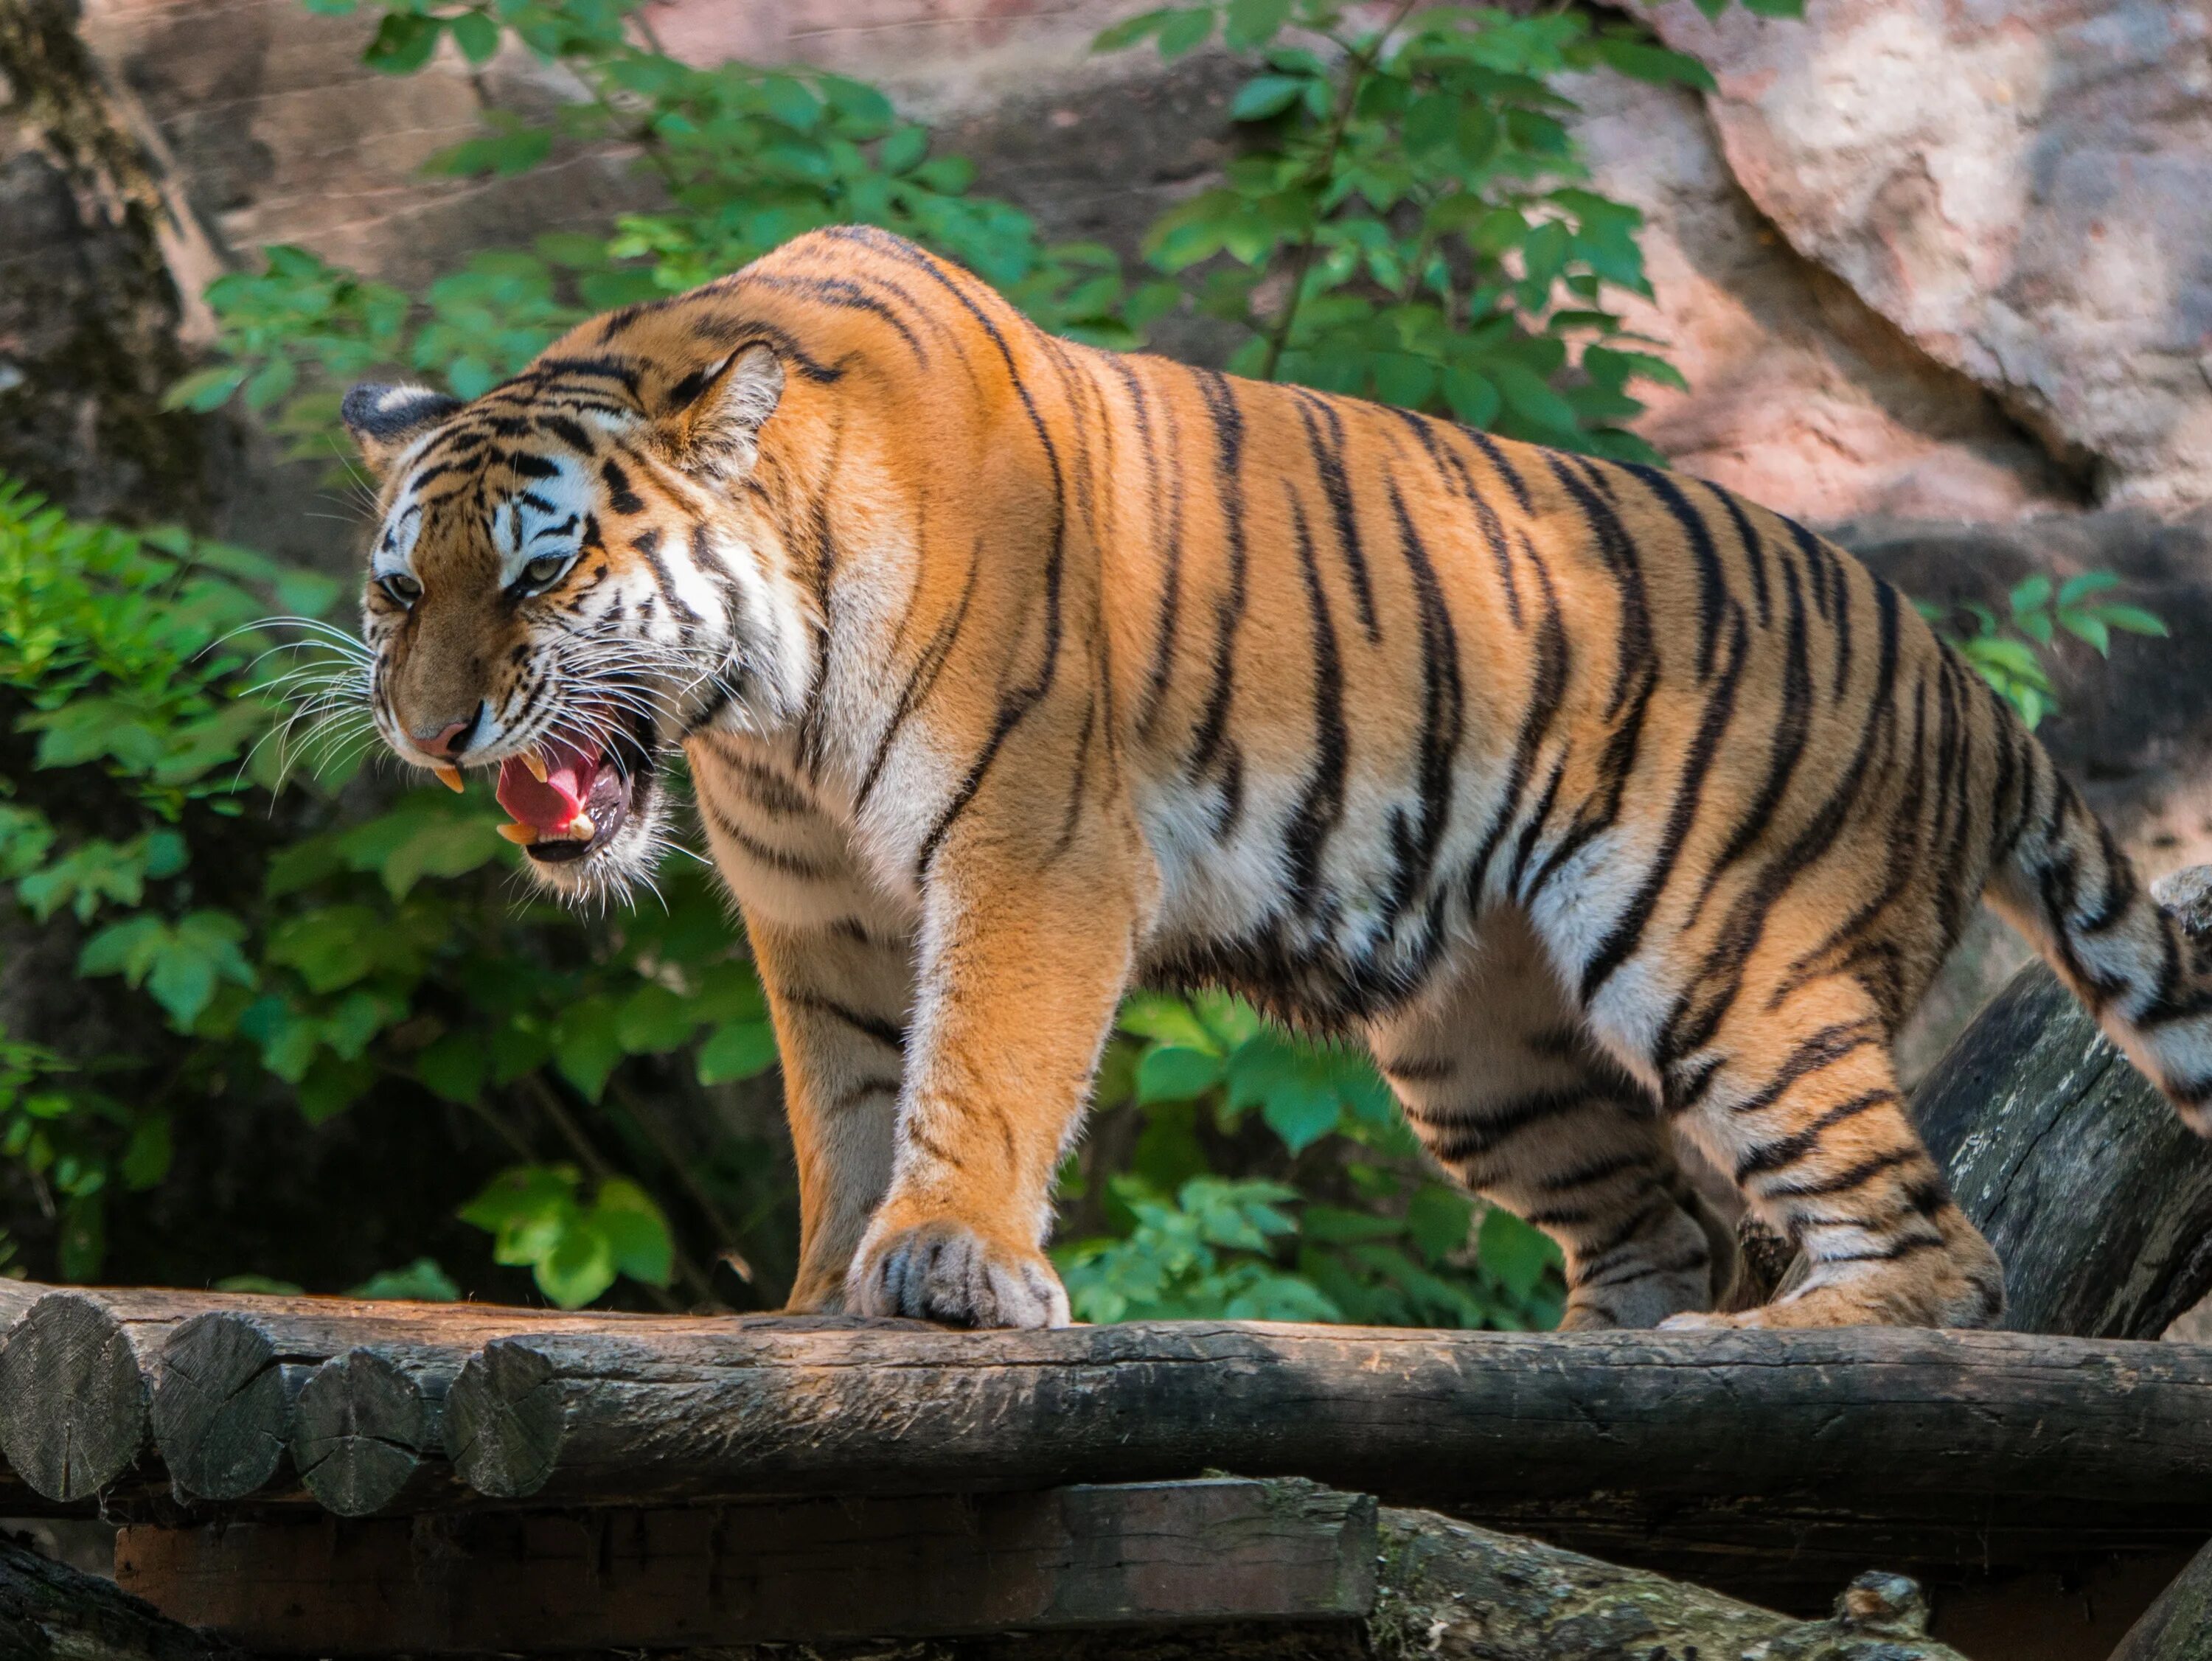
[493,719,652,866]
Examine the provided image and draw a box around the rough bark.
[1368,1508,1964,1661]
[0,1286,2206,1560]
[0,1292,147,1501]
[1914,866,2212,1339]
[108,1480,1971,1660]
[115,1479,1378,1654]
[290,1348,450,1517]
[0,1531,242,1661]
[2111,1538,2212,1661]
[0,0,209,520]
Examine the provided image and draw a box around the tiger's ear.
[341,383,462,478]
[659,344,784,480]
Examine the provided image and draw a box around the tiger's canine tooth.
[522,750,549,783]
[496,821,539,845]
[568,812,597,841]
[433,764,465,793]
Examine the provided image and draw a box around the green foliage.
[1921,572,2168,731]
[1096,0,1792,457]
[460,1163,673,1307]
[0,473,782,1287]
[184,0,1147,462]
[1057,992,1565,1330]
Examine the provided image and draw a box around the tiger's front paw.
[848,1215,1070,1329]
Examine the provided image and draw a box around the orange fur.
[341,228,2212,1329]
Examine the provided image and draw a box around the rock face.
[1644,0,2212,514]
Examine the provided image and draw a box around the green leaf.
[1137,1044,1225,1104]
[1491,363,1581,436]
[1478,1205,1558,1300]
[1157,7,1216,57]
[162,366,248,413]
[1231,74,1306,122]
[448,10,501,64]
[2008,574,2053,619]
[2057,571,2121,605]
[1260,1079,1340,1155]
[1587,36,1716,91]
[213,1272,303,1297]
[535,1216,617,1309]
[552,997,625,1101]
[697,1020,780,1085]
[617,983,696,1054]
[1093,7,1178,52]
[2096,603,2169,638]
[349,1257,462,1301]
[364,13,442,75]
[1224,0,1292,51]
[591,1177,674,1287]
[1405,1185,1474,1263]
[417,1032,488,1104]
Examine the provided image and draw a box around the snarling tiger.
[340,225,2212,1331]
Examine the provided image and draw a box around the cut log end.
[292,1348,438,1519]
[150,1312,294,1502]
[0,1291,148,1502]
[443,1339,563,1500]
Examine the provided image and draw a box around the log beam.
[1915,867,2212,1340]
[111,1480,1973,1659]
[114,1480,1380,1654]
[0,1531,243,1661]
[2112,1538,2212,1661]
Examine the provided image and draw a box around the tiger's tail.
[1984,727,2212,1135]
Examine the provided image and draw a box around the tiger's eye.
[520,553,571,591]
[378,572,422,605]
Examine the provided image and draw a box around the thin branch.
[1258,0,1421,381]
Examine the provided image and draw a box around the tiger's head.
[341,343,814,899]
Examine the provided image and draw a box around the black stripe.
[1618,462,1725,680]
[787,991,906,1054]
[1579,606,1750,1004]
[1380,474,1465,932]
[1184,368,1249,781]
[1692,551,1815,921]
[1293,391,1379,641]
[1284,491,1348,917]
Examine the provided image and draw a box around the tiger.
[338,223,2212,1333]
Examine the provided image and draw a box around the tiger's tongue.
[495,739,602,832]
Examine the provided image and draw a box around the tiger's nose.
[412,707,482,759]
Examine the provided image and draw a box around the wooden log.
[423,1318,2212,1568]
[1915,866,2212,1340]
[0,1291,150,1501]
[1371,1507,1966,1661]
[145,1295,623,1503]
[114,1478,1378,1654]
[291,1348,451,1518]
[2111,1538,2212,1661]
[149,1312,307,1502]
[110,1480,1979,1660]
[0,1530,244,1660]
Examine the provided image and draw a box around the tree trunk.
[1913,866,2212,1339]
[2110,1538,2212,1661]
[0,1533,243,1661]
[1371,1507,1965,1661]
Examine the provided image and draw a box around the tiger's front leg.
[846,804,1151,1329]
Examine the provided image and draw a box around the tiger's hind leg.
[1649,967,2003,1331]
[1366,908,1736,1329]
